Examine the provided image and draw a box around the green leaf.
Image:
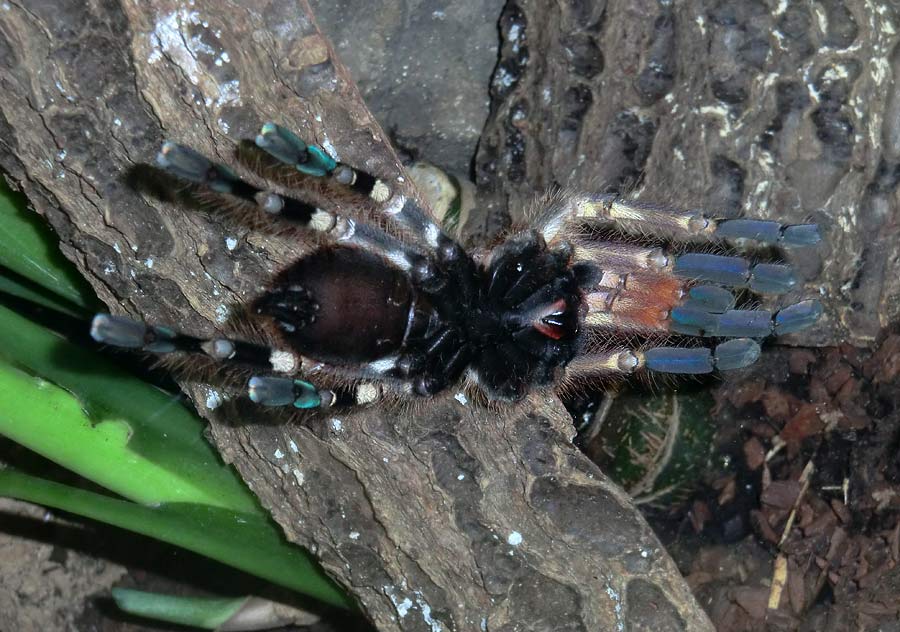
[0,180,96,309]
[111,590,321,630]
[0,361,250,509]
[0,304,257,512]
[111,590,245,629]
[0,269,88,318]
[0,182,353,613]
[0,470,352,609]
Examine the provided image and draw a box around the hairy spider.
[90,123,822,409]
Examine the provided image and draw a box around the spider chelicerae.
[90,122,823,409]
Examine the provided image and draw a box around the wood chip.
[831,499,852,524]
[787,559,806,614]
[752,509,781,544]
[744,436,767,471]
[824,365,853,395]
[690,500,711,533]
[780,404,825,444]
[761,388,796,422]
[762,480,801,510]
[734,586,769,620]
[788,349,817,375]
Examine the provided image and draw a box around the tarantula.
[90,123,822,409]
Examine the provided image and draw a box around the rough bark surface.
[475,0,900,348]
[0,1,712,631]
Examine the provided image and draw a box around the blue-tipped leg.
[684,286,735,313]
[674,254,800,294]
[781,224,821,246]
[670,300,821,338]
[674,253,750,286]
[156,141,325,224]
[92,314,288,369]
[713,219,821,247]
[90,314,177,353]
[255,123,336,177]
[643,339,761,374]
[774,299,823,335]
[670,306,719,336]
[713,309,775,338]
[749,263,796,294]
[91,314,146,348]
[644,347,714,374]
[715,219,783,243]
[670,307,773,337]
[714,338,761,370]
[157,142,240,194]
[247,376,322,409]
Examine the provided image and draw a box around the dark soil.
[644,334,900,630]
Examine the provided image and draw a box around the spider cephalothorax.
[91,123,823,409]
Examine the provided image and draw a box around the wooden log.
[0,1,719,630]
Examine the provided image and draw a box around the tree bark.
[0,1,715,630]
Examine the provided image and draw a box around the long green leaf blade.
[0,362,246,508]
[0,180,96,309]
[0,269,88,318]
[111,590,245,629]
[0,305,257,512]
[0,470,352,609]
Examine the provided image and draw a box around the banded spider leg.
[536,192,823,381]
[90,312,332,408]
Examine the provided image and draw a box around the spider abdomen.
[255,247,413,365]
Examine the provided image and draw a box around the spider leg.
[254,123,460,256]
[567,337,763,379]
[573,240,800,294]
[538,193,821,248]
[574,242,822,377]
[247,376,387,408]
[157,142,446,291]
[583,266,822,338]
[90,313,331,408]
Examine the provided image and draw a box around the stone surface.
[311,0,503,173]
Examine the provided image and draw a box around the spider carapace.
[91,123,823,409]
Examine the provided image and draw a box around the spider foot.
[643,338,761,373]
[255,122,383,199]
[669,299,823,338]
[91,313,178,353]
[247,375,328,408]
[672,253,797,293]
[157,142,243,195]
[681,285,735,312]
[713,218,821,247]
[255,123,337,177]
